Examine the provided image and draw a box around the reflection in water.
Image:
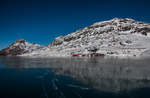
[0,68,116,98]
[0,56,150,93]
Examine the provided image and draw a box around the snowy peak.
[49,18,150,47]
[11,39,27,48]
[15,39,26,43]
[0,39,43,56]
[11,39,42,50]
[90,18,150,35]
[47,18,150,57]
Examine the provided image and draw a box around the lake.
[0,56,150,98]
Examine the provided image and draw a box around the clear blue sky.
[0,0,150,49]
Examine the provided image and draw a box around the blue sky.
[0,0,150,49]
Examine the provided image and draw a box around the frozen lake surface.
[0,56,150,98]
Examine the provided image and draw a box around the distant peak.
[111,18,135,21]
[93,18,137,26]
[16,39,26,43]
[112,17,120,20]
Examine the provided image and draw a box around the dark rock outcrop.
[0,39,26,56]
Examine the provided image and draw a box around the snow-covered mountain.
[0,39,44,56]
[1,18,150,57]
[46,18,150,57]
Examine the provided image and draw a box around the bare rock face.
[49,36,64,46]
[0,39,42,56]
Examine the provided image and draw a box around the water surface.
[0,56,150,98]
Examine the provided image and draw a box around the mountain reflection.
[1,56,150,92]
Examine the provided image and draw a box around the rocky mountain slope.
[1,18,150,57]
[46,18,150,57]
[0,39,44,56]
